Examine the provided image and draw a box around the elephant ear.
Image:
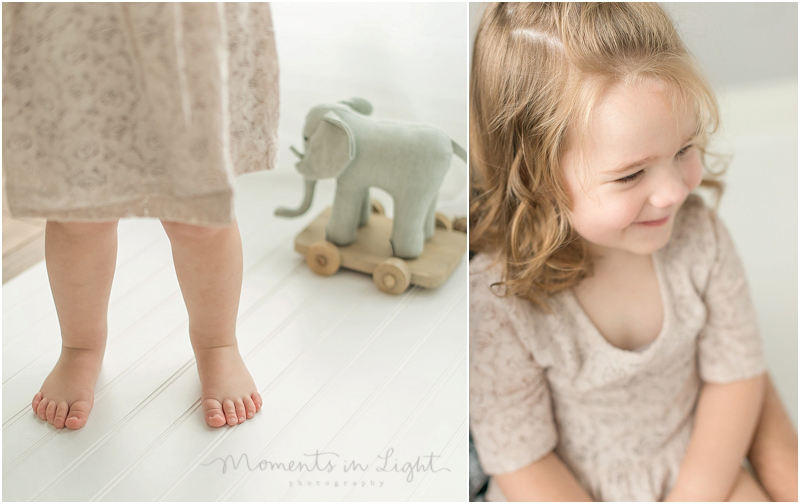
[303,111,356,179]
[339,97,372,115]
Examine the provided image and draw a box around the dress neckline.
[566,250,671,357]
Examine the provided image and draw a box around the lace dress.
[469,195,766,501]
[2,3,279,225]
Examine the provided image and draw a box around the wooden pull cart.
[294,202,467,294]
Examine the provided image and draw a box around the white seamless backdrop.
[267,3,469,219]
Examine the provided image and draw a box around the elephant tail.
[451,140,467,164]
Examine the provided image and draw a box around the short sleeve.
[469,267,558,475]
[697,209,767,383]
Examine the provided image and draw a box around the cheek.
[603,196,645,229]
[570,191,642,238]
[684,152,704,190]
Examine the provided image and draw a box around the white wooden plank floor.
[2,173,468,501]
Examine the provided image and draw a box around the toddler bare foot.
[194,343,262,427]
[31,346,104,429]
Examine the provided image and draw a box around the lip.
[637,215,670,227]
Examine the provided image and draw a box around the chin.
[631,243,664,255]
[631,233,672,255]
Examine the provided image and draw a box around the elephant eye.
[303,136,309,141]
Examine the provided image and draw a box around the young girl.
[469,3,796,502]
[3,3,278,429]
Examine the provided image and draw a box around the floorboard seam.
[90,266,359,501]
[281,288,458,500]
[156,283,370,501]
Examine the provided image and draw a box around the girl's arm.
[748,374,798,502]
[494,451,593,502]
[665,373,766,501]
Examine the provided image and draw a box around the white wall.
[269,3,469,218]
[661,2,798,89]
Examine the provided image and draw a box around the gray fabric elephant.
[276,98,466,259]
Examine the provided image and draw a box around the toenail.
[239,417,245,421]
[248,412,253,418]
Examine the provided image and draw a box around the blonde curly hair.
[470,2,724,310]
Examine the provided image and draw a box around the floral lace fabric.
[469,194,767,501]
[2,3,279,225]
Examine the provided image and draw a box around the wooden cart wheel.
[370,199,385,215]
[435,213,452,232]
[306,240,341,276]
[453,216,468,233]
[373,257,411,295]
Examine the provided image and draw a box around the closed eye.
[615,144,694,184]
[615,170,643,184]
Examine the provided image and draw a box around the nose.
[649,165,689,209]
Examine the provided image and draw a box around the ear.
[338,97,372,115]
[301,111,356,179]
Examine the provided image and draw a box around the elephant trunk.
[275,178,316,217]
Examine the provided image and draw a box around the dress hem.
[6,189,236,227]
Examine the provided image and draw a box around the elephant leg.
[423,197,437,241]
[390,199,426,259]
[358,188,370,228]
[326,185,362,246]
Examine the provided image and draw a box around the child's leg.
[160,219,262,428]
[727,467,770,501]
[748,374,798,502]
[32,221,118,429]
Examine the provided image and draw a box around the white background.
[271,2,469,219]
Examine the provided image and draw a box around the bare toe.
[54,401,69,429]
[32,392,43,414]
[36,398,49,421]
[243,395,256,419]
[203,399,227,428]
[46,400,57,424]
[194,345,259,427]
[251,392,263,412]
[64,400,91,430]
[223,399,238,426]
[234,399,247,423]
[34,346,102,430]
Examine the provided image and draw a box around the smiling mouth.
[637,216,670,227]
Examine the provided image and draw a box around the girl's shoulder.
[667,194,718,250]
[469,252,527,319]
[469,252,508,308]
[664,193,737,285]
[469,252,546,355]
[469,252,554,330]
[672,193,711,235]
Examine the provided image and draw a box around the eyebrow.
[604,134,697,175]
[606,155,658,175]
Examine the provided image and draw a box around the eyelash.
[615,170,643,184]
[615,144,694,184]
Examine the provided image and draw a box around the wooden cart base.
[294,206,467,294]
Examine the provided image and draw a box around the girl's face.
[561,78,703,258]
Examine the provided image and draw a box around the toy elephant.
[275,98,466,259]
